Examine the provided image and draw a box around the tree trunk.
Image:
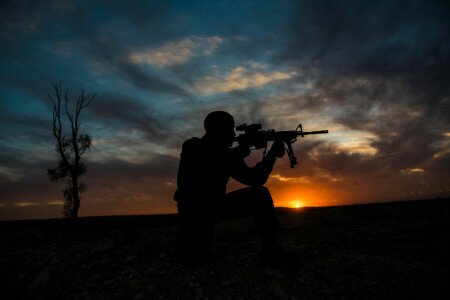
[72,195,80,219]
[72,177,80,219]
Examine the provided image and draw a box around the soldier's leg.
[177,202,214,264]
[217,186,279,244]
[217,187,302,268]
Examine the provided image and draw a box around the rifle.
[233,123,328,168]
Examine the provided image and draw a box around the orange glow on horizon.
[281,199,305,208]
[273,188,307,207]
[271,185,330,208]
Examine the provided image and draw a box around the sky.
[0,0,449,220]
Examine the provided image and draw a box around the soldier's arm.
[230,141,284,186]
[230,153,276,187]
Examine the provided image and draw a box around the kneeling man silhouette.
[175,111,300,267]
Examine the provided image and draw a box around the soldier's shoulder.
[182,137,203,152]
[183,137,201,146]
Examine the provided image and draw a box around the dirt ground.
[1,198,449,299]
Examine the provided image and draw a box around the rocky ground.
[1,199,449,299]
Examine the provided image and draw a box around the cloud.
[194,66,296,95]
[270,174,311,183]
[13,201,62,207]
[87,93,191,151]
[0,166,24,182]
[130,36,224,68]
[401,168,425,175]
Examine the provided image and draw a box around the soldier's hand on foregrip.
[268,140,285,158]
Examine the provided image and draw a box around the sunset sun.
[290,200,303,208]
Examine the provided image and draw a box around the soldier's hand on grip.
[234,144,251,158]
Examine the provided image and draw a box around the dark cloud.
[85,154,178,186]
[0,112,50,142]
[269,0,450,179]
[87,93,196,151]
[90,95,161,136]
[66,5,192,98]
[279,0,450,114]
[1,0,192,98]
[281,1,449,71]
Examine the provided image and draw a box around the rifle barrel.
[300,130,328,135]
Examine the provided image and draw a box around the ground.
[1,198,449,299]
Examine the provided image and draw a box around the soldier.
[175,111,299,267]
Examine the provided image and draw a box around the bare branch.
[49,86,62,140]
[82,93,96,109]
[48,94,56,107]
[49,80,73,174]
[64,88,74,127]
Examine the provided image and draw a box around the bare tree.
[47,81,96,218]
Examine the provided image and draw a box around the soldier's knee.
[255,185,270,196]
[248,186,272,202]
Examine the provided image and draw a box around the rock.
[221,280,232,287]
[127,255,137,262]
[92,273,101,281]
[271,281,288,300]
[104,278,116,285]
[80,289,90,298]
[265,269,286,279]
[195,287,203,299]
[29,268,51,291]
[91,239,114,254]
